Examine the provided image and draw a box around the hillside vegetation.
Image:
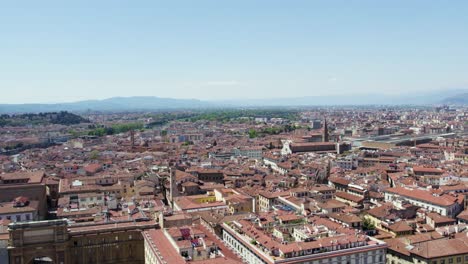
[0,111,89,127]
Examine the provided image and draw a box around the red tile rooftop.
[277,214,302,222]
[0,171,44,184]
[410,236,468,259]
[425,212,456,223]
[143,229,185,264]
[335,192,364,203]
[174,196,226,210]
[388,221,413,232]
[259,190,290,199]
[412,167,444,174]
[225,218,381,261]
[143,224,242,264]
[197,224,242,262]
[385,187,459,207]
[328,177,350,186]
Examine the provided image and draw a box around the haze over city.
[1,1,468,103]
[1,2,468,264]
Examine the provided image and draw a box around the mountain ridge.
[0,90,466,113]
[440,93,468,105]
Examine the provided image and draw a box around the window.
[449,258,453,263]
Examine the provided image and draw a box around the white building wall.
[222,227,386,264]
[144,238,158,264]
[0,212,34,222]
[384,192,456,217]
[222,229,267,264]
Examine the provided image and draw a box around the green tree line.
[88,123,144,136]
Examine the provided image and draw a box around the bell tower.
[169,167,178,208]
[322,118,329,142]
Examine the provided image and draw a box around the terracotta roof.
[335,192,364,203]
[0,171,44,184]
[278,214,302,222]
[367,203,393,219]
[0,200,39,214]
[317,199,347,209]
[426,212,456,224]
[410,236,468,259]
[329,213,362,223]
[259,190,289,199]
[143,229,185,264]
[388,221,413,233]
[329,177,351,186]
[456,209,468,221]
[413,167,444,174]
[385,187,459,207]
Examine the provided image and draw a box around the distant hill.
[0,111,89,126]
[0,90,466,113]
[220,89,468,106]
[440,93,468,105]
[0,96,214,113]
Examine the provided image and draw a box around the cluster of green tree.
[88,123,143,136]
[248,124,302,138]
[49,111,89,125]
[143,109,300,128]
[0,111,89,127]
[145,112,198,128]
[362,218,376,231]
[181,141,194,146]
[68,130,86,138]
[248,129,258,138]
[186,109,300,122]
[3,143,24,150]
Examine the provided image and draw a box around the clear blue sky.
[1,1,468,103]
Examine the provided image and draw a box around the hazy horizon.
[0,88,466,105]
[2,1,468,104]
